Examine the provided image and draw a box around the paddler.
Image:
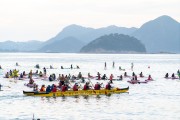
[52,85,57,92]
[119,75,123,80]
[105,82,112,90]
[39,71,43,77]
[73,83,78,91]
[46,85,51,92]
[101,74,107,80]
[147,75,152,80]
[77,72,82,79]
[124,72,127,77]
[139,72,143,77]
[13,69,19,79]
[94,82,101,90]
[171,73,175,78]
[165,73,169,78]
[5,72,9,78]
[40,85,46,92]
[83,82,90,90]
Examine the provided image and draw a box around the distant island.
[0,15,179,53]
[80,34,146,53]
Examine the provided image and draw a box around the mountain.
[43,24,137,45]
[132,15,180,53]
[0,40,43,52]
[39,37,85,53]
[80,33,146,53]
[39,24,138,52]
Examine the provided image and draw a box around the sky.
[0,0,179,42]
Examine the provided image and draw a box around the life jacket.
[61,86,66,92]
[94,84,100,90]
[83,84,89,90]
[40,87,45,92]
[105,84,111,90]
[73,85,78,91]
[52,86,57,92]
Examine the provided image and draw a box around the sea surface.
[0,53,180,120]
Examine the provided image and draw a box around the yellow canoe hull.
[23,87,129,97]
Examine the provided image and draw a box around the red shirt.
[73,85,78,91]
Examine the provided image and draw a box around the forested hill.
[80,34,146,53]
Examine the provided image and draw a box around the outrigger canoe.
[23,87,129,97]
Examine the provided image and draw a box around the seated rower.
[73,83,78,91]
[165,73,169,78]
[119,75,123,80]
[5,72,9,78]
[33,85,39,91]
[52,85,57,92]
[78,72,82,79]
[23,71,26,76]
[46,85,51,93]
[139,72,144,77]
[124,72,127,77]
[94,82,101,90]
[83,82,90,90]
[40,85,46,92]
[76,65,80,69]
[50,65,53,69]
[171,73,175,78]
[61,66,64,69]
[88,73,93,78]
[39,71,43,77]
[101,74,107,80]
[61,84,68,92]
[105,82,112,90]
[147,75,152,80]
[19,73,23,79]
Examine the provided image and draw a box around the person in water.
[73,83,78,91]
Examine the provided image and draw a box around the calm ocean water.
[0,53,180,120]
